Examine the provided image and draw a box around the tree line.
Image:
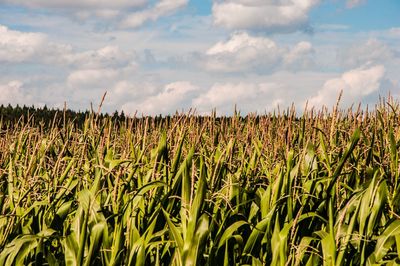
[0,104,128,129]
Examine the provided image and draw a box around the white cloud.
[0,24,138,91]
[309,64,385,108]
[121,80,284,116]
[1,0,186,26]
[113,70,340,115]
[121,0,188,28]
[338,39,393,68]
[204,32,314,72]
[283,41,315,69]
[63,48,138,92]
[67,68,120,87]
[346,0,366,9]
[0,25,137,69]
[0,25,48,62]
[205,32,282,72]
[117,80,157,96]
[0,0,147,9]
[206,32,278,55]
[0,80,32,105]
[62,45,135,69]
[212,0,320,32]
[74,9,122,20]
[122,81,197,115]
[193,82,282,114]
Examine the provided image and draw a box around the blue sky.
[0,0,399,115]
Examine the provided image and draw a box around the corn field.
[1,98,400,265]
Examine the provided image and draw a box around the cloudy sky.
[0,0,399,115]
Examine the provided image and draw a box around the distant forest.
[0,104,224,129]
[0,104,129,128]
[0,103,293,130]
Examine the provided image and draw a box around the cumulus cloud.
[338,39,393,68]
[67,69,120,88]
[309,64,385,108]
[0,25,77,65]
[0,25,137,68]
[212,0,320,32]
[193,82,282,114]
[122,80,287,115]
[0,0,146,9]
[1,0,186,25]
[203,32,314,72]
[0,80,32,105]
[121,0,188,28]
[62,46,135,69]
[0,24,139,91]
[0,25,48,63]
[122,81,198,115]
[283,41,315,69]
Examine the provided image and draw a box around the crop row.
[0,99,400,265]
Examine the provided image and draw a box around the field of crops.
[1,98,400,265]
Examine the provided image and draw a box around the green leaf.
[370,220,400,262]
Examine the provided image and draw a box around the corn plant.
[0,97,400,265]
